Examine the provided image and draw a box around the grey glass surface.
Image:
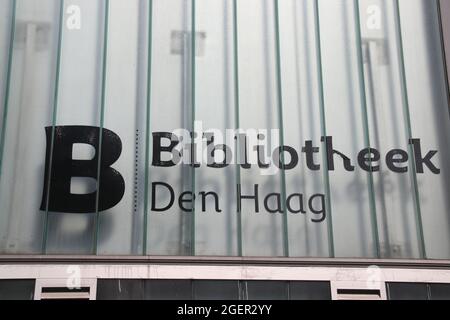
[429,283,450,300]
[193,280,240,300]
[97,279,193,300]
[96,279,144,300]
[387,282,429,300]
[245,281,289,300]
[0,279,35,300]
[144,279,192,300]
[289,281,331,300]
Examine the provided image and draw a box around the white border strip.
[1,264,450,283]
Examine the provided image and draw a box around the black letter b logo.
[40,126,125,213]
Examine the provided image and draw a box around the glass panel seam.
[0,0,17,186]
[143,0,153,256]
[190,0,196,256]
[232,0,243,257]
[94,0,111,255]
[393,0,426,259]
[42,0,66,253]
[273,0,289,257]
[353,0,380,258]
[313,0,335,257]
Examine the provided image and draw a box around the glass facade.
[0,0,449,260]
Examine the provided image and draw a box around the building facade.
[0,0,450,300]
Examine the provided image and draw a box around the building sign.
[40,125,441,224]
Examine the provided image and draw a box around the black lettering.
[199,191,222,213]
[358,148,380,172]
[287,193,306,214]
[302,140,321,171]
[264,193,283,213]
[309,194,326,223]
[151,182,175,212]
[322,136,355,171]
[152,132,181,167]
[205,133,232,169]
[237,184,259,213]
[236,134,251,169]
[410,139,440,174]
[273,146,299,170]
[178,191,194,212]
[386,149,408,173]
[40,126,125,213]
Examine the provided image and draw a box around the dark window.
[289,281,331,300]
[144,279,192,300]
[193,280,240,300]
[97,279,144,300]
[245,281,289,300]
[387,283,429,300]
[0,279,35,300]
[429,283,450,300]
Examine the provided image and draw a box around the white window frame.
[34,278,97,300]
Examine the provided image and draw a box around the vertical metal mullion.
[273,0,289,257]
[93,0,110,255]
[190,0,196,256]
[143,0,153,256]
[232,0,243,257]
[353,0,380,258]
[313,0,335,257]
[42,0,65,253]
[393,0,426,259]
[0,0,17,187]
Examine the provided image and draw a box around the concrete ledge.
[0,255,450,269]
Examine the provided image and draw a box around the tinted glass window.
[245,281,289,300]
[289,281,331,300]
[387,282,429,300]
[0,279,35,300]
[193,280,240,300]
[97,280,144,300]
[144,280,192,300]
[429,283,450,300]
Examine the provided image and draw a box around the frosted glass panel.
[46,0,105,254]
[0,0,61,253]
[279,0,329,258]
[320,0,375,258]
[97,0,144,255]
[147,0,193,255]
[402,0,450,259]
[194,0,237,256]
[356,0,421,259]
[237,0,285,257]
